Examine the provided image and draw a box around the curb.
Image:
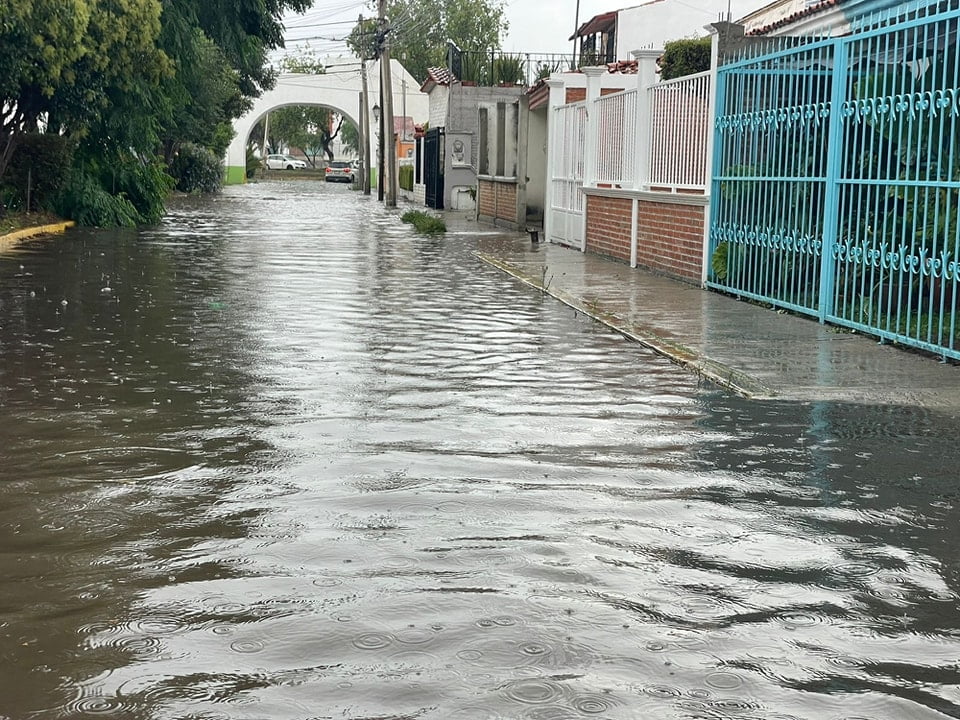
[476,251,774,400]
[1,221,76,245]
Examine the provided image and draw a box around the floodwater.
[2,182,960,720]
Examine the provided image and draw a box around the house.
[740,0,906,36]
[416,67,526,214]
[572,0,761,65]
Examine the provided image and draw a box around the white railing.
[551,102,587,214]
[593,89,638,187]
[648,70,711,191]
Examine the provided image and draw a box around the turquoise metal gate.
[709,3,960,360]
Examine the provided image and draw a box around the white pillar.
[581,66,606,253]
[701,27,722,287]
[631,48,661,192]
[544,78,565,245]
[630,49,661,269]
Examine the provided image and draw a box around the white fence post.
[632,49,661,192]
[701,27,721,286]
[581,66,606,253]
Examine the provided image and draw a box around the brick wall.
[585,195,632,261]
[478,179,518,226]
[584,193,704,284]
[565,87,624,103]
[637,199,703,282]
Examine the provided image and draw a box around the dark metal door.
[424,127,444,209]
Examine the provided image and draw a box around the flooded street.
[3,182,960,719]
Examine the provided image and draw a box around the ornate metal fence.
[709,2,960,359]
[594,89,638,187]
[649,71,712,191]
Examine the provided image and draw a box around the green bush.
[55,170,140,227]
[4,133,76,212]
[169,142,223,193]
[399,164,414,191]
[113,158,174,224]
[246,146,260,179]
[659,37,712,80]
[401,209,446,234]
[55,156,174,227]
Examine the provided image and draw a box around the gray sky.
[277,0,763,63]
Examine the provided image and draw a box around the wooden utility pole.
[359,19,372,196]
[378,0,397,207]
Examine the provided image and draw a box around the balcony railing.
[448,47,576,87]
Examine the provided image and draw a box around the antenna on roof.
[727,0,732,21]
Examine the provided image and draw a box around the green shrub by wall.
[3,133,76,212]
[399,164,414,191]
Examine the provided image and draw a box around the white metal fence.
[594,89,638,187]
[550,101,587,247]
[587,70,711,192]
[647,70,711,191]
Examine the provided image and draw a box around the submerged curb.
[1,221,76,245]
[476,251,774,400]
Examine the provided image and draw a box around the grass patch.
[401,210,446,235]
[0,211,63,236]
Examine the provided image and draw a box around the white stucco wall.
[428,86,450,129]
[616,0,763,52]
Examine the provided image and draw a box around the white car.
[266,154,307,170]
[325,160,356,183]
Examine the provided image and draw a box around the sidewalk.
[464,223,960,414]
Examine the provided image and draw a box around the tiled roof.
[526,78,550,110]
[606,60,638,74]
[570,10,618,40]
[420,66,456,92]
[747,0,840,35]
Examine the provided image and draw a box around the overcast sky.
[278,0,762,62]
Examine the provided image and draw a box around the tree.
[0,0,168,180]
[249,56,347,165]
[340,121,360,157]
[347,0,508,84]
[659,38,712,81]
[265,105,343,165]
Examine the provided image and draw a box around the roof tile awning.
[570,10,617,41]
[747,0,840,35]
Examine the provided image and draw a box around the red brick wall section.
[478,179,518,223]
[637,199,703,283]
[496,183,516,223]
[478,179,496,218]
[585,195,632,262]
[584,195,704,283]
[565,87,620,103]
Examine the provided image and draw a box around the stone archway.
[225,60,429,184]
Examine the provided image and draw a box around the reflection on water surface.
[1,183,959,719]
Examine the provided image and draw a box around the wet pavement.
[1,183,960,719]
[472,222,960,414]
